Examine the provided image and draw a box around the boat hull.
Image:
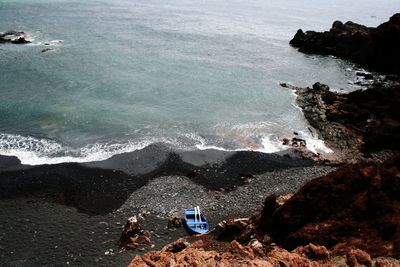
[183,209,209,235]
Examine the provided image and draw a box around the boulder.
[167,217,182,228]
[118,216,152,250]
[346,249,373,267]
[293,243,331,262]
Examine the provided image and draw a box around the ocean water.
[1,0,399,165]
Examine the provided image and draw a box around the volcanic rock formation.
[130,156,400,266]
[290,13,400,75]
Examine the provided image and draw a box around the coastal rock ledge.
[280,80,400,160]
[290,13,400,75]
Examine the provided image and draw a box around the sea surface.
[1,0,399,165]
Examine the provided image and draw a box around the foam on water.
[0,133,155,165]
[259,135,287,153]
[295,131,334,154]
[0,131,332,166]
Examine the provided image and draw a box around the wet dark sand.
[0,144,334,266]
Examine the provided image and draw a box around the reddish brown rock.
[346,249,373,267]
[374,257,400,267]
[293,243,331,262]
[130,238,399,267]
[130,251,174,267]
[260,156,400,257]
[214,217,253,244]
[163,239,190,253]
[130,240,272,267]
[267,246,331,267]
[118,216,152,250]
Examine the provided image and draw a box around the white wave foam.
[0,133,155,165]
[181,126,333,155]
[305,138,333,154]
[188,132,285,153]
[229,121,274,130]
[259,135,287,153]
[179,133,229,151]
[0,130,333,166]
[295,131,333,154]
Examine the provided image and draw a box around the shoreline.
[0,144,320,215]
[0,127,333,166]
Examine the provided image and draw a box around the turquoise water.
[1,0,399,164]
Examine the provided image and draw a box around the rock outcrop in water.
[130,156,400,266]
[0,31,30,44]
[281,78,400,159]
[290,13,400,75]
[286,13,400,161]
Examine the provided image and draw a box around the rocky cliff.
[280,80,400,160]
[290,14,400,75]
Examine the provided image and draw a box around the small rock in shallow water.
[0,31,31,44]
[312,82,330,91]
[41,48,54,53]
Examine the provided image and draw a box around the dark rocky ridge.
[281,80,400,160]
[285,14,400,160]
[290,14,400,75]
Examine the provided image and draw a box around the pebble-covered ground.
[120,166,334,220]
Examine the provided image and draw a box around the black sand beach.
[0,145,333,266]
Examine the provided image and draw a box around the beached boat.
[183,206,209,234]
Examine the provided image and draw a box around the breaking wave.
[0,133,155,165]
[0,131,332,166]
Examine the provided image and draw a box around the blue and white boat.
[183,206,209,234]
